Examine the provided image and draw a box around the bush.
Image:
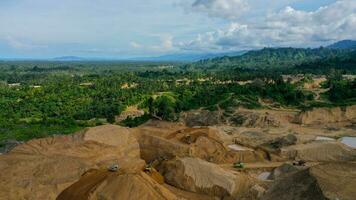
[120,114,151,128]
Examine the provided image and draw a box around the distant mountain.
[130,51,246,62]
[327,40,356,49]
[188,47,351,70]
[53,56,85,61]
[295,50,356,73]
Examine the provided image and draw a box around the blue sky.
[0,0,355,58]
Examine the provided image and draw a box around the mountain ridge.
[327,40,356,49]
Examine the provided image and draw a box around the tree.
[151,95,177,121]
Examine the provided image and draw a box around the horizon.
[0,0,355,59]
[0,40,352,61]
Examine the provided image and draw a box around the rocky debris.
[267,163,300,180]
[280,141,356,162]
[233,131,274,148]
[57,170,179,200]
[160,157,251,199]
[246,185,267,200]
[181,110,221,127]
[108,164,119,172]
[262,168,327,200]
[259,134,298,153]
[273,134,297,147]
[231,112,280,128]
[294,105,356,125]
[262,162,356,200]
[0,139,23,154]
[0,125,143,200]
[182,109,283,128]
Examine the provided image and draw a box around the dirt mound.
[57,169,179,200]
[0,125,143,200]
[233,130,275,148]
[259,134,298,154]
[231,111,280,128]
[310,162,356,200]
[280,141,356,162]
[267,163,300,180]
[160,157,252,199]
[177,128,265,163]
[346,105,356,120]
[135,132,192,162]
[181,110,221,127]
[136,127,265,164]
[181,109,286,128]
[262,167,328,200]
[294,106,356,125]
[262,162,356,200]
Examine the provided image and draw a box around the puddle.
[340,137,356,148]
[257,172,271,180]
[228,144,253,151]
[315,136,335,141]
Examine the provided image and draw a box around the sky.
[0,0,355,59]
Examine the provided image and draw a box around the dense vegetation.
[0,45,355,143]
[294,50,356,74]
[188,47,352,70]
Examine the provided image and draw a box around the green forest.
[1,46,355,142]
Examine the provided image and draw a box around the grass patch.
[0,123,85,142]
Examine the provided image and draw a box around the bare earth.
[0,105,356,200]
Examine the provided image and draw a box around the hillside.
[189,47,350,70]
[53,56,85,61]
[327,40,356,49]
[294,50,356,73]
[130,51,246,62]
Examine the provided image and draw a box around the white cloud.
[5,36,47,50]
[180,0,356,51]
[191,0,249,19]
[151,35,174,51]
[128,35,175,53]
[130,41,142,48]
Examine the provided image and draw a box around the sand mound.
[262,162,356,200]
[262,167,328,200]
[310,162,356,200]
[280,141,356,162]
[294,105,356,125]
[0,125,143,200]
[136,127,265,164]
[57,170,179,200]
[136,132,192,162]
[160,157,251,199]
[168,128,266,163]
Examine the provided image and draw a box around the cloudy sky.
[0,0,355,58]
